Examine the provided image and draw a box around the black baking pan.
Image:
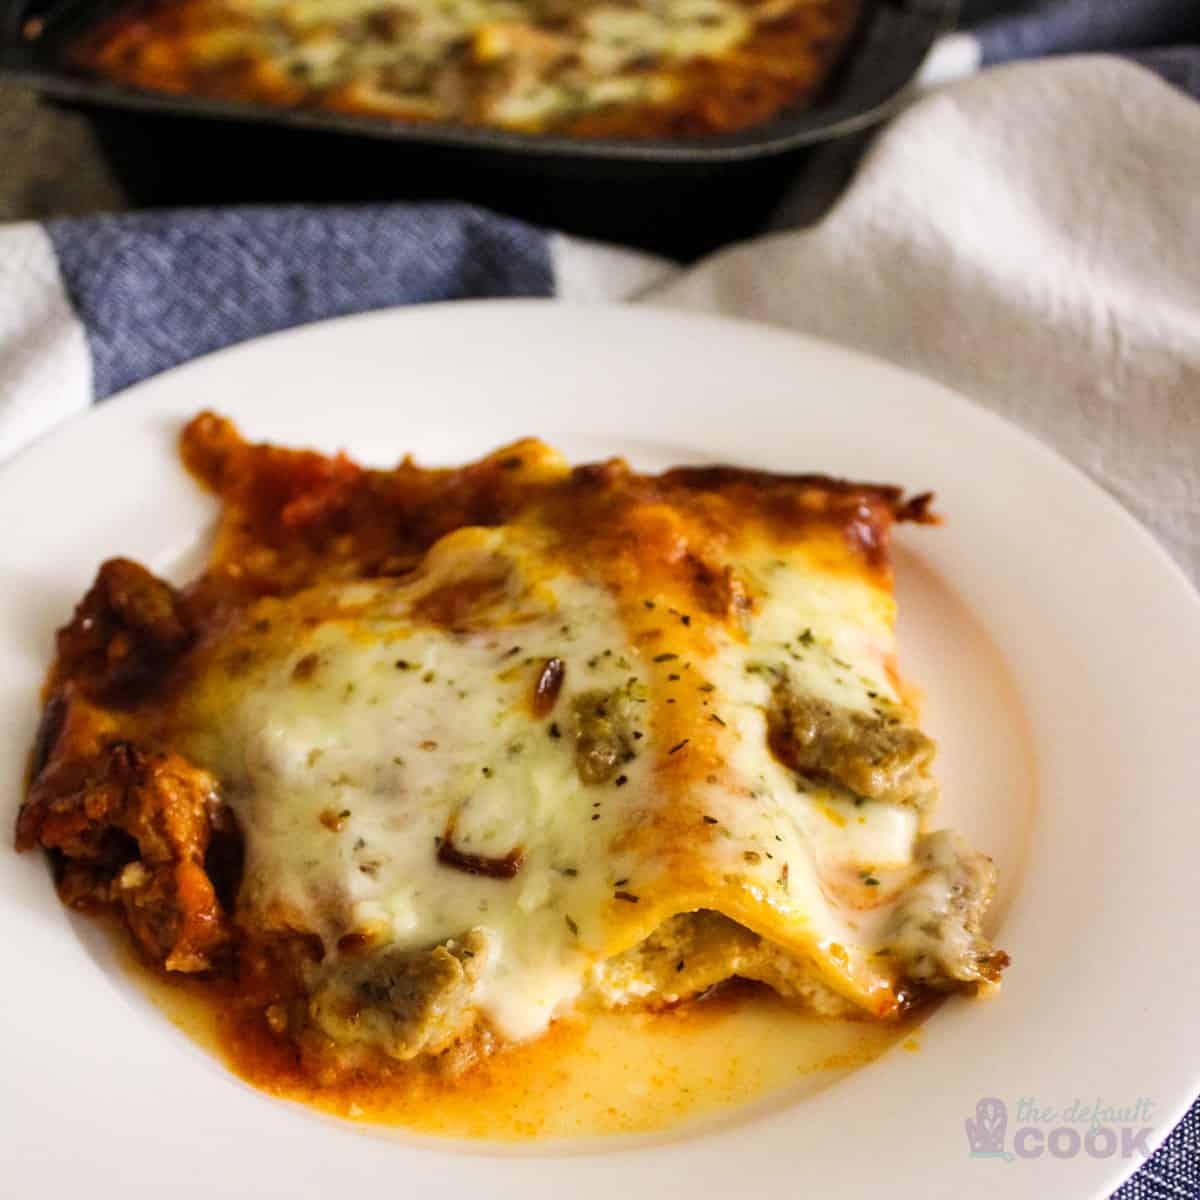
[1,0,956,258]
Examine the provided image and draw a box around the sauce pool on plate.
[130,949,921,1141]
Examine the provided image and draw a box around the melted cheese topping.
[204,0,746,121]
[173,519,933,1044]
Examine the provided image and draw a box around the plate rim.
[2,299,1198,1200]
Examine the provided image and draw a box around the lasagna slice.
[17,414,1007,1080]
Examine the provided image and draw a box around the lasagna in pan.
[17,414,1006,1121]
[72,0,862,137]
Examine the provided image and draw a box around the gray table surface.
[0,82,127,221]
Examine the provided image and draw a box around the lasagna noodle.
[17,414,1006,1075]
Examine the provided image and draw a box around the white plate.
[3,301,1198,1199]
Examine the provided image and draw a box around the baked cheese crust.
[72,0,862,137]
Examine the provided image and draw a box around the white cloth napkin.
[631,57,1200,583]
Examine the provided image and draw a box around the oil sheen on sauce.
[128,951,919,1141]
